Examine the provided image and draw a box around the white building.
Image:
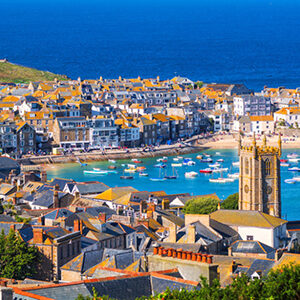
[234,95,271,116]
[208,110,230,132]
[274,107,300,128]
[249,116,275,134]
[88,117,118,148]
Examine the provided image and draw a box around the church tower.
[239,134,281,218]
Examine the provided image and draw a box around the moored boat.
[288,167,300,172]
[139,172,148,177]
[171,163,182,167]
[196,155,203,160]
[199,168,212,174]
[120,175,133,179]
[84,170,108,175]
[209,163,220,168]
[280,163,290,167]
[124,168,136,173]
[232,161,240,167]
[217,159,224,162]
[108,165,117,169]
[287,153,299,159]
[285,179,296,184]
[185,171,198,178]
[228,173,239,179]
[108,159,116,163]
[200,158,213,163]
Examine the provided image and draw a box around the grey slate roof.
[31,190,68,208]
[230,240,275,255]
[74,182,109,195]
[17,274,199,300]
[49,178,75,191]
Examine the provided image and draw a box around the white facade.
[88,118,118,148]
[237,223,287,249]
[274,108,300,127]
[234,96,271,116]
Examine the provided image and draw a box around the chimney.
[168,223,177,243]
[140,200,147,214]
[41,171,47,183]
[53,184,60,208]
[60,217,66,228]
[37,216,45,226]
[187,224,196,244]
[0,286,13,300]
[12,195,17,205]
[10,224,15,232]
[98,212,107,223]
[161,199,170,210]
[74,192,80,201]
[230,261,237,274]
[33,228,43,244]
[74,219,83,234]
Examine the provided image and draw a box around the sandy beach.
[199,134,300,149]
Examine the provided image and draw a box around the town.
[0,75,298,299]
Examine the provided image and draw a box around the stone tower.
[238,134,281,218]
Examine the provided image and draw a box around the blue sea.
[47,149,300,221]
[1,0,300,90]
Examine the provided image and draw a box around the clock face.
[244,184,249,193]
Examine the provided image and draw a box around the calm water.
[1,0,300,90]
[47,149,300,221]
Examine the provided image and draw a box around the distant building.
[234,95,271,116]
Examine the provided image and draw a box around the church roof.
[210,210,287,228]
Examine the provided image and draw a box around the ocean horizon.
[1,0,300,91]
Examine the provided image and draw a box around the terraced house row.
[1,77,300,155]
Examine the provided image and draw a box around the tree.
[0,229,39,279]
[221,193,239,210]
[194,81,204,89]
[183,197,219,215]
[133,263,300,300]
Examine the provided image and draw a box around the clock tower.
[238,134,281,218]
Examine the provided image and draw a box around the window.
[245,158,249,175]
[265,158,271,175]
[60,246,63,259]
[247,235,253,241]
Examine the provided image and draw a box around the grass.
[0,60,68,83]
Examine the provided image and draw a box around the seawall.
[18,144,206,166]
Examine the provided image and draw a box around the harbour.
[46,148,300,221]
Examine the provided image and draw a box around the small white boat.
[173,157,179,162]
[108,159,116,164]
[84,170,108,175]
[232,162,240,167]
[288,158,300,163]
[280,163,290,167]
[171,163,183,167]
[216,152,221,155]
[185,171,198,178]
[150,178,167,182]
[209,163,220,168]
[228,173,239,179]
[287,153,299,159]
[183,160,196,166]
[139,172,148,177]
[124,168,136,173]
[292,176,300,181]
[209,177,234,183]
[285,179,297,184]
[288,167,300,172]
[177,156,183,160]
[212,167,228,173]
[127,164,136,168]
[217,159,224,162]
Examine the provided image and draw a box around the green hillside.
[0,60,68,83]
